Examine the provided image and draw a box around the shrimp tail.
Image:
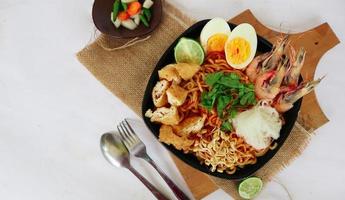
[284,48,306,86]
[262,35,289,72]
[274,76,324,112]
[286,75,324,103]
[269,56,289,89]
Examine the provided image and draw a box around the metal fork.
[117,119,191,200]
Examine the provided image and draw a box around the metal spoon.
[100,132,169,200]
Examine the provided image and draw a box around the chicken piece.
[166,84,188,106]
[172,116,206,137]
[159,125,193,151]
[174,63,201,80]
[152,80,169,107]
[158,64,182,84]
[145,106,180,125]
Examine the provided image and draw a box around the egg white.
[200,18,231,51]
[225,23,257,69]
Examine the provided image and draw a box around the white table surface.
[1,0,345,199]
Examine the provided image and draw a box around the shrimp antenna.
[318,75,327,81]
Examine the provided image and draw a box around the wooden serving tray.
[171,9,340,199]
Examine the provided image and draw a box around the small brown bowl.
[92,0,162,38]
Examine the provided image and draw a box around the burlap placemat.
[77,2,317,199]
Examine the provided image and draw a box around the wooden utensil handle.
[128,166,169,200]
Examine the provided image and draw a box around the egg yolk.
[207,33,228,53]
[226,37,251,65]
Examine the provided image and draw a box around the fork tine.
[120,122,136,145]
[116,125,123,137]
[124,119,140,142]
[117,124,125,140]
[117,124,131,147]
[121,121,137,144]
[122,119,140,142]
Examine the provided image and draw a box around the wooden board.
[171,9,340,200]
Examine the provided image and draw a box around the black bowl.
[142,19,302,180]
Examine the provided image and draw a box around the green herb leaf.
[201,92,213,110]
[232,96,239,106]
[238,87,244,97]
[208,85,222,96]
[230,73,240,80]
[229,109,238,119]
[248,83,254,89]
[217,73,242,88]
[201,72,256,124]
[205,72,223,87]
[238,84,245,91]
[240,92,252,106]
[221,121,233,132]
[219,76,240,88]
[217,95,232,117]
[244,84,254,92]
[248,92,257,105]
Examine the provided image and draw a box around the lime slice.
[238,177,263,199]
[174,37,205,65]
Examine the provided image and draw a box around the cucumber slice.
[121,19,138,30]
[132,14,140,25]
[111,12,121,28]
[143,0,154,9]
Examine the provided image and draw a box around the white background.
[1,0,345,199]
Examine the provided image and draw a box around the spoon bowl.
[100,132,129,168]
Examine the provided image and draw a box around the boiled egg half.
[200,18,231,52]
[225,23,257,69]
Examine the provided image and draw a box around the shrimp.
[284,48,306,87]
[255,57,289,100]
[274,76,324,112]
[246,52,271,82]
[261,35,289,73]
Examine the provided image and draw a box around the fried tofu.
[174,63,201,80]
[166,84,188,106]
[152,80,169,107]
[159,125,193,151]
[145,106,180,125]
[158,64,182,84]
[158,63,200,82]
[172,116,206,137]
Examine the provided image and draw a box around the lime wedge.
[238,177,263,199]
[174,37,205,65]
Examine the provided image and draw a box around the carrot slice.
[127,2,142,16]
[118,11,130,20]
